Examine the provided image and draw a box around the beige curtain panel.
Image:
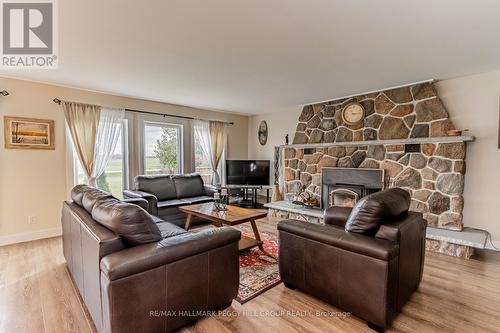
[62,101,101,185]
[209,120,227,184]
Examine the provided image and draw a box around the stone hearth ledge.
[278,135,475,149]
[265,201,324,219]
[426,226,487,248]
[266,200,486,259]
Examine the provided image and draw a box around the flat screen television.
[226,160,270,186]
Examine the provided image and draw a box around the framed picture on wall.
[4,116,55,150]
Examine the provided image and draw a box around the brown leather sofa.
[123,174,217,226]
[62,185,240,333]
[278,188,426,331]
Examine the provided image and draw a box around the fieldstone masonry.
[293,83,454,145]
[285,83,467,231]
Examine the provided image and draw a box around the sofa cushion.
[158,199,187,208]
[92,198,161,246]
[345,188,411,235]
[157,199,187,208]
[156,221,187,238]
[82,188,114,213]
[172,174,204,198]
[134,175,177,201]
[181,195,213,204]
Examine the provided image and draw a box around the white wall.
[0,77,248,245]
[247,107,301,160]
[435,71,500,245]
[248,71,500,245]
[247,106,301,193]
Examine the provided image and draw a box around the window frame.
[141,120,184,175]
[131,113,192,181]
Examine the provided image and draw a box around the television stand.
[224,185,271,209]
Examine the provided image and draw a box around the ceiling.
[2,0,500,114]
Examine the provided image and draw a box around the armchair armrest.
[375,212,426,243]
[100,227,240,280]
[123,190,158,215]
[278,219,398,261]
[122,197,149,211]
[203,184,218,197]
[324,206,352,227]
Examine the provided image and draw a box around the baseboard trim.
[0,227,62,247]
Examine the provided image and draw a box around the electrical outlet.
[28,216,37,224]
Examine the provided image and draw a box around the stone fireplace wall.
[292,82,454,144]
[284,83,467,231]
[284,143,465,230]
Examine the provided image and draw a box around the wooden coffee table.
[180,202,268,253]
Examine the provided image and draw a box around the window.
[74,120,128,198]
[143,122,182,174]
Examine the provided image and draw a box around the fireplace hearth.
[329,188,359,207]
[321,168,384,209]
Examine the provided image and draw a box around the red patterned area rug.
[234,225,281,304]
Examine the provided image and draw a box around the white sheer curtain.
[89,107,125,187]
[193,120,214,182]
[193,119,211,161]
[194,119,227,185]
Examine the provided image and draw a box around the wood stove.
[329,188,360,208]
[321,168,384,208]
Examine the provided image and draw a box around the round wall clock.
[342,102,365,126]
[258,120,268,145]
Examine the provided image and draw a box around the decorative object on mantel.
[258,120,268,145]
[285,133,289,145]
[447,129,468,136]
[4,116,55,150]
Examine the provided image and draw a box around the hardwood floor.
[1,218,500,333]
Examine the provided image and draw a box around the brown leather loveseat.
[278,188,426,331]
[62,185,240,333]
[123,173,217,226]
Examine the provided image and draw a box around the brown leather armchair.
[62,185,240,333]
[278,188,426,331]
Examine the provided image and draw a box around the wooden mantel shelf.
[278,135,475,149]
